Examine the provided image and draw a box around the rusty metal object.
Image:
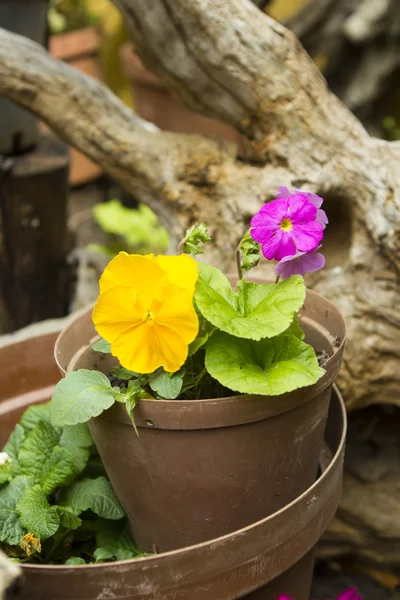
[60,289,345,553]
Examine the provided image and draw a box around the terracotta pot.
[57,288,345,553]
[0,331,61,447]
[2,367,346,600]
[48,28,103,186]
[120,44,244,150]
[0,0,48,154]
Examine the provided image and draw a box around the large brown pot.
[57,288,345,553]
[1,352,346,600]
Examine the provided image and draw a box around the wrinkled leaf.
[182,223,211,256]
[94,519,143,562]
[205,332,325,395]
[57,506,82,530]
[0,476,29,545]
[60,477,124,520]
[41,446,75,495]
[50,370,115,427]
[238,230,260,272]
[19,422,60,483]
[17,485,60,540]
[20,403,52,432]
[3,425,25,476]
[65,556,86,565]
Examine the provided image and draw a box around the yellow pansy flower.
[92,252,199,373]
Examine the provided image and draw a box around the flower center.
[280,218,292,231]
[146,310,154,322]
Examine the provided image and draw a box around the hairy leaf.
[57,506,82,530]
[3,425,25,476]
[149,369,183,399]
[41,446,75,495]
[19,422,60,482]
[50,370,115,427]
[17,485,60,540]
[0,476,30,545]
[20,403,51,432]
[205,332,324,395]
[61,477,124,520]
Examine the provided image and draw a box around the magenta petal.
[290,221,323,253]
[250,225,278,244]
[337,589,362,600]
[288,195,317,223]
[275,252,325,279]
[276,186,293,199]
[251,198,290,226]
[295,188,324,209]
[276,596,293,600]
[317,207,328,228]
[260,230,295,261]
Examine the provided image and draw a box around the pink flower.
[275,247,325,279]
[276,588,362,600]
[277,186,328,229]
[250,195,324,261]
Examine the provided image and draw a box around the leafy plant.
[89,200,170,258]
[48,0,98,35]
[0,403,144,564]
[50,188,330,430]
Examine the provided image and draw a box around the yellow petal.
[151,284,199,344]
[111,321,188,373]
[154,254,198,290]
[99,252,165,308]
[92,286,145,343]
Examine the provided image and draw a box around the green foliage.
[195,264,306,341]
[91,200,169,257]
[0,403,141,565]
[92,338,111,354]
[0,454,13,484]
[149,369,184,399]
[50,370,116,427]
[205,332,324,395]
[60,477,124,520]
[182,223,211,256]
[17,486,60,540]
[238,230,260,272]
[48,0,99,36]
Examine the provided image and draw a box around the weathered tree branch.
[0,0,399,414]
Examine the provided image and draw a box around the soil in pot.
[61,287,346,553]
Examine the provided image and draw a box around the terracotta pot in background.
[48,28,103,186]
[58,288,346,554]
[0,338,346,600]
[120,44,243,149]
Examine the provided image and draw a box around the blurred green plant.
[90,200,170,257]
[48,0,98,35]
[383,116,400,141]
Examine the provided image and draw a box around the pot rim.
[20,385,346,572]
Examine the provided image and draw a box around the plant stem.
[275,275,280,284]
[235,246,243,280]
[177,238,186,254]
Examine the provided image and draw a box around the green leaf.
[188,317,215,356]
[94,519,142,562]
[59,423,93,477]
[285,316,305,340]
[0,476,29,545]
[41,446,75,495]
[195,269,306,341]
[149,369,183,399]
[65,557,86,565]
[50,370,116,427]
[60,477,125,520]
[19,422,60,483]
[92,338,111,354]
[0,453,13,484]
[17,485,60,540]
[111,366,138,380]
[238,230,260,272]
[182,223,211,256]
[3,424,25,476]
[20,403,51,432]
[57,507,82,530]
[205,332,325,395]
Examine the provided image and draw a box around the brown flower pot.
[57,288,345,554]
[120,44,243,149]
[48,28,103,186]
[1,341,346,600]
